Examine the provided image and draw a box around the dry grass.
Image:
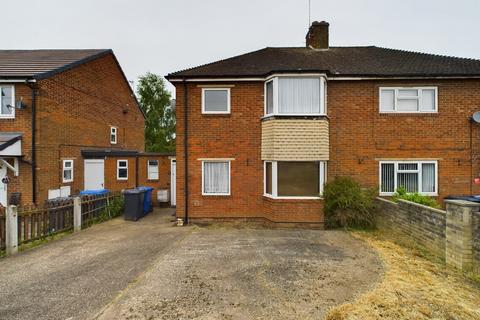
[325,231,480,320]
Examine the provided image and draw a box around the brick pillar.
[445,200,478,270]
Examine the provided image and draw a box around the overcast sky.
[3,0,480,93]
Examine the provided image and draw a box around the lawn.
[326,231,480,320]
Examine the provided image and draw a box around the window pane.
[1,86,13,115]
[148,160,159,179]
[277,162,319,197]
[398,163,418,171]
[397,98,419,111]
[204,162,229,194]
[118,168,128,178]
[381,163,395,193]
[380,89,395,111]
[422,163,436,193]
[64,161,72,168]
[204,90,228,112]
[397,172,418,193]
[421,89,436,111]
[63,169,72,181]
[266,81,273,114]
[265,162,272,195]
[119,161,127,168]
[278,78,320,114]
[398,89,419,97]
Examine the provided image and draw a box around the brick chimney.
[306,21,329,49]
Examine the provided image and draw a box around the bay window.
[265,76,326,116]
[202,160,231,195]
[380,87,437,113]
[379,161,437,196]
[264,161,326,198]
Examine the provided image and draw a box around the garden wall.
[376,197,480,272]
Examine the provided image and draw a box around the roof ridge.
[167,47,270,78]
[373,46,480,62]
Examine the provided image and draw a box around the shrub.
[391,187,440,208]
[323,177,377,229]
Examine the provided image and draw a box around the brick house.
[0,50,174,207]
[166,21,480,227]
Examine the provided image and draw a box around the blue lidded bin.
[79,189,110,196]
[137,186,154,214]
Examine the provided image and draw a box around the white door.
[170,159,176,206]
[84,159,105,190]
[0,164,7,206]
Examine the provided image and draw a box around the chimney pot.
[306,20,329,49]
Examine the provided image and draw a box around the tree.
[136,73,175,153]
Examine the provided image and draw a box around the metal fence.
[0,192,122,252]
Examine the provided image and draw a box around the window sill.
[0,116,15,120]
[261,114,328,121]
[202,192,231,197]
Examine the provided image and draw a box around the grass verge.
[326,230,480,320]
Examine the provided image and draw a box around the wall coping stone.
[444,199,480,208]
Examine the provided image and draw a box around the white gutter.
[0,79,36,83]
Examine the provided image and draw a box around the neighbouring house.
[166,21,480,227]
[0,50,175,207]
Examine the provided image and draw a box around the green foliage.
[136,73,175,153]
[323,177,377,229]
[391,187,440,208]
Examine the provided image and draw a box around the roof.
[166,46,480,79]
[0,49,111,79]
[81,149,175,158]
[0,132,22,152]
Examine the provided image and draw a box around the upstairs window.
[117,160,128,180]
[0,85,15,118]
[379,161,437,196]
[62,160,73,183]
[265,77,326,116]
[110,126,117,144]
[202,88,230,114]
[147,160,159,180]
[380,87,437,113]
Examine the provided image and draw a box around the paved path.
[0,208,187,320]
[0,210,382,320]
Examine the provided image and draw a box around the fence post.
[6,205,18,255]
[445,199,478,271]
[73,197,81,232]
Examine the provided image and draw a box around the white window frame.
[117,159,128,180]
[201,88,231,114]
[110,126,117,144]
[379,87,438,113]
[0,85,15,119]
[201,160,231,196]
[147,159,159,180]
[62,159,74,183]
[264,75,327,117]
[263,161,327,199]
[378,160,438,196]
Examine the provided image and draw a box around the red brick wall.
[2,53,145,205]
[174,79,480,224]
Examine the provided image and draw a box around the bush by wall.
[391,187,440,208]
[323,177,377,229]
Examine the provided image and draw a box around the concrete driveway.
[0,209,382,320]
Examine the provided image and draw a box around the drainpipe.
[183,79,189,224]
[27,82,38,204]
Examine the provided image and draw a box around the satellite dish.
[472,111,480,123]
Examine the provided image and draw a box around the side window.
[202,161,231,195]
[380,87,437,113]
[147,160,159,180]
[117,160,128,180]
[110,126,117,144]
[0,85,15,118]
[62,160,74,183]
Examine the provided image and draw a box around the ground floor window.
[117,160,128,180]
[202,160,230,195]
[264,161,326,198]
[147,160,159,180]
[62,159,73,183]
[379,160,437,195]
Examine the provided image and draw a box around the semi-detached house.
[0,50,174,207]
[166,21,480,227]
